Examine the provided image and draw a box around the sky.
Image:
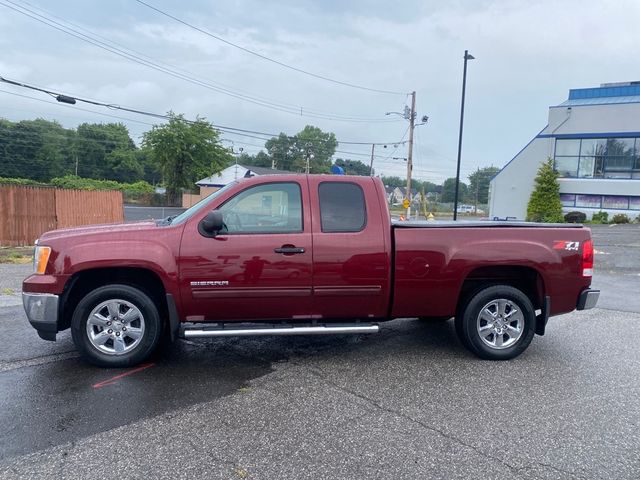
[1,0,639,184]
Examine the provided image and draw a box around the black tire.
[71,284,162,367]
[454,285,536,360]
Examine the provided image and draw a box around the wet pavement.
[0,224,638,479]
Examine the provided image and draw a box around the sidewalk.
[0,264,31,307]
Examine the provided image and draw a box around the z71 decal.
[553,240,580,251]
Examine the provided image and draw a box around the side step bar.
[181,322,379,338]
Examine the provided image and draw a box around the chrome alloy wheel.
[476,298,524,350]
[86,299,145,355]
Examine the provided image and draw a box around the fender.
[391,229,580,318]
[58,239,181,298]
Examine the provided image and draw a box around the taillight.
[582,239,593,277]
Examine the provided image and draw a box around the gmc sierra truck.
[23,175,599,367]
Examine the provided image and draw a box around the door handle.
[274,246,305,255]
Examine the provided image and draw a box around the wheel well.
[457,266,544,315]
[59,267,169,331]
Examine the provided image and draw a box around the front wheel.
[71,284,162,367]
[455,285,536,360]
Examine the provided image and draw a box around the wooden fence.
[0,185,124,246]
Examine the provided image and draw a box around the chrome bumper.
[577,289,599,310]
[23,293,59,341]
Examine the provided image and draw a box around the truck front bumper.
[577,288,599,310]
[23,292,59,341]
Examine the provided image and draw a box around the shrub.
[591,211,609,224]
[564,211,586,223]
[0,177,45,186]
[611,213,630,224]
[50,175,154,193]
[123,181,155,194]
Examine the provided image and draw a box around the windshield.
[168,182,238,225]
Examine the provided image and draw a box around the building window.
[563,194,640,210]
[602,196,629,209]
[554,137,640,179]
[554,157,579,177]
[575,194,602,208]
[560,194,576,207]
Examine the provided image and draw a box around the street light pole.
[406,90,416,218]
[453,50,474,221]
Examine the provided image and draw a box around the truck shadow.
[0,318,466,461]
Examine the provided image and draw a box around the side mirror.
[199,210,224,237]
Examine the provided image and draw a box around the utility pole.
[369,143,375,176]
[405,90,416,218]
[305,143,312,174]
[474,167,479,214]
[270,147,277,170]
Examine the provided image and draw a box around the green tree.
[142,112,231,204]
[526,158,564,222]
[0,118,76,181]
[468,166,500,204]
[441,177,468,203]
[76,123,136,179]
[334,158,372,176]
[264,126,337,173]
[236,151,272,168]
[380,176,405,188]
[105,149,144,182]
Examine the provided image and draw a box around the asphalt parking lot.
[0,224,638,479]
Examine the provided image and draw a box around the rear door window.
[318,182,366,232]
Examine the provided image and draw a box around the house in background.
[183,164,291,207]
[383,186,419,206]
[490,82,640,220]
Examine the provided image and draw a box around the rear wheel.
[71,284,162,367]
[455,285,536,360]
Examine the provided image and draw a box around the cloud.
[2,0,639,183]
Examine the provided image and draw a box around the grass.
[0,246,33,264]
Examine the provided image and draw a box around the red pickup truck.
[23,174,599,367]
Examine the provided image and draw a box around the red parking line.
[92,362,155,389]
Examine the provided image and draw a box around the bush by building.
[611,213,630,224]
[564,211,587,223]
[591,211,609,224]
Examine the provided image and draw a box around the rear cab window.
[318,182,367,232]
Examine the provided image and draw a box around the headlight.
[33,245,52,274]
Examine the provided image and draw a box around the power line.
[134,0,407,96]
[0,0,402,123]
[0,88,156,126]
[0,78,409,148]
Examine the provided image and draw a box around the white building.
[182,164,290,207]
[490,82,640,220]
[197,164,290,188]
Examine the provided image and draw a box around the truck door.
[308,177,391,319]
[179,180,313,321]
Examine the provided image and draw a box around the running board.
[181,322,379,338]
